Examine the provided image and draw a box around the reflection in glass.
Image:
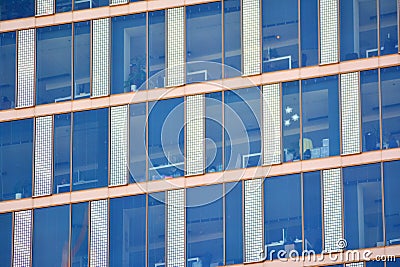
[0,213,12,267]
[224,0,241,78]
[0,0,34,21]
[205,92,223,173]
[54,113,71,194]
[56,0,72,13]
[300,0,318,66]
[282,81,300,162]
[74,0,109,10]
[148,10,166,89]
[74,21,91,99]
[384,160,400,245]
[71,202,89,267]
[129,103,147,183]
[379,0,398,55]
[0,32,16,111]
[148,192,166,267]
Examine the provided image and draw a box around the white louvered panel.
[320,0,339,64]
[17,29,35,108]
[323,168,343,252]
[92,18,110,97]
[263,84,281,165]
[34,116,53,197]
[90,200,108,267]
[244,179,264,263]
[167,189,185,267]
[36,0,53,16]
[110,0,128,5]
[346,263,364,267]
[166,7,185,87]
[186,95,204,176]
[110,105,128,186]
[13,210,32,267]
[341,72,360,155]
[242,0,261,75]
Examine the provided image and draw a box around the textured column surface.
[263,84,281,165]
[341,72,360,155]
[90,199,108,267]
[244,179,264,263]
[17,29,35,108]
[92,18,110,97]
[110,0,128,5]
[36,0,53,16]
[110,105,128,186]
[13,210,32,267]
[167,189,185,267]
[186,95,204,176]
[166,7,185,87]
[242,0,261,75]
[34,116,53,197]
[345,263,364,267]
[320,0,339,64]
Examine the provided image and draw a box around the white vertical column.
[34,116,53,197]
[110,105,128,186]
[110,0,128,5]
[36,0,54,16]
[90,199,108,267]
[17,29,35,108]
[167,189,185,267]
[262,84,281,165]
[186,94,204,176]
[320,0,339,64]
[341,72,360,155]
[346,263,364,267]
[244,178,264,263]
[13,210,32,267]
[323,168,343,252]
[242,0,261,75]
[166,7,185,87]
[92,18,110,97]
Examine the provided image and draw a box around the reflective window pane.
[386,258,400,266]
[224,0,241,78]
[0,0,34,21]
[0,32,16,111]
[384,160,400,245]
[129,103,147,183]
[379,0,398,55]
[74,0,109,10]
[366,261,384,267]
[282,81,300,162]
[71,202,89,267]
[205,92,223,173]
[74,21,91,99]
[148,192,166,267]
[300,0,318,66]
[148,10,166,89]
[0,213,12,267]
[54,113,71,194]
[56,0,72,13]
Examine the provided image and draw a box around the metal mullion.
[377,0,381,56]
[299,80,303,160]
[10,211,15,267]
[67,203,72,267]
[298,0,302,67]
[320,170,325,250]
[70,112,74,192]
[145,101,149,182]
[146,12,149,90]
[221,0,225,78]
[72,21,75,100]
[339,73,343,155]
[89,20,93,97]
[126,105,130,185]
[300,172,305,252]
[32,117,37,197]
[107,107,111,186]
[145,194,149,267]
[222,182,226,265]
[357,71,362,154]
[381,161,386,246]
[378,68,383,150]
[318,0,321,64]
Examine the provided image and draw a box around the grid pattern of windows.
[13,210,32,267]
[263,84,281,165]
[36,0,53,16]
[17,29,35,108]
[34,116,53,197]
[242,0,261,75]
[92,18,110,97]
[167,189,185,267]
[320,0,339,64]
[90,199,108,267]
[110,105,128,186]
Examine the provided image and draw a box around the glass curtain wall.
[224,0,241,77]
[54,113,72,194]
[74,21,91,99]
[0,213,12,267]
[282,81,300,162]
[0,32,16,111]
[148,10,166,89]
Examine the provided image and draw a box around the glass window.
[262,0,299,72]
[148,97,184,180]
[386,258,400,266]
[366,261,384,267]
[112,13,147,94]
[0,213,12,267]
[129,103,147,183]
[380,0,398,55]
[71,202,89,267]
[148,10,166,89]
[343,163,383,249]
[110,195,146,267]
[148,192,165,267]
[300,0,318,67]
[282,81,300,162]
[381,66,400,149]
[264,174,302,259]
[187,185,224,267]
[74,21,91,99]
[340,0,378,60]
[205,92,223,173]
[54,113,71,194]
[56,0,72,13]
[301,76,340,159]
[0,0,34,21]
[384,160,400,245]
[74,0,109,10]
[224,0,241,78]
[361,70,380,151]
[33,205,70,267]
[72,108,108,191]
[186,2,222,83]
[0,119,33,201]
[224,87,261,170]
[37,24,72,105]
[225,182,243,264]
[303,171,322,254]
[0,32,16,111]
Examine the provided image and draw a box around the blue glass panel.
[56,0,72,13]
[224,0,241,78]
[148,97,184,180]
[72,108,108,191]
[75,0,109,10]
[381,66,400,149]
[301,76,340,159]
[303,171,322,254]
[380,0,398,55]
[129,103,147,183]
[343,163,383,249]
[186,2,222,83]
[340,0,378,61]
[224,87,261,170]
[0,213,12,267]
[361,70,380,151]
[264,174,302,260]
[112,13,147,94]
[0,32,16,111]
[54,113,71,194]
[71,202,89,267]
[384,160,400,245]
[0,0,35,21]
[0,119,33,201]
[225,182,243,264]
[74,21,91,99]
[300,0,318,66]
[282,81,300,162]
[148,192,166,267]
[37,24,72,105]
[263,0,299,72]
[110,195,146,267]
[148,10,166,89]
[187,185,224,267]
[386,258,400,266]
[366,261,384,267]
[32,205,70,267]
[205,92,223,173]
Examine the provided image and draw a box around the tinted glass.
[75,0,109,10]
[224,0,241,78]
[0,32,16,111]
[384,160,400,245]
[0,213,12,267]
[54,113,71,194]
[56,0,72,12]
[148,10,166,89]
[282,81,300,162]
[380,0,398,55]
[71,202,89,267]
[366,261,384,267]
[300,0,318,66]
[148,193,166,267]
[386,258,400,266]
[129,103,147,183]
[205,92,223,173]
[74,21,91,99]
[0,0,34,21]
